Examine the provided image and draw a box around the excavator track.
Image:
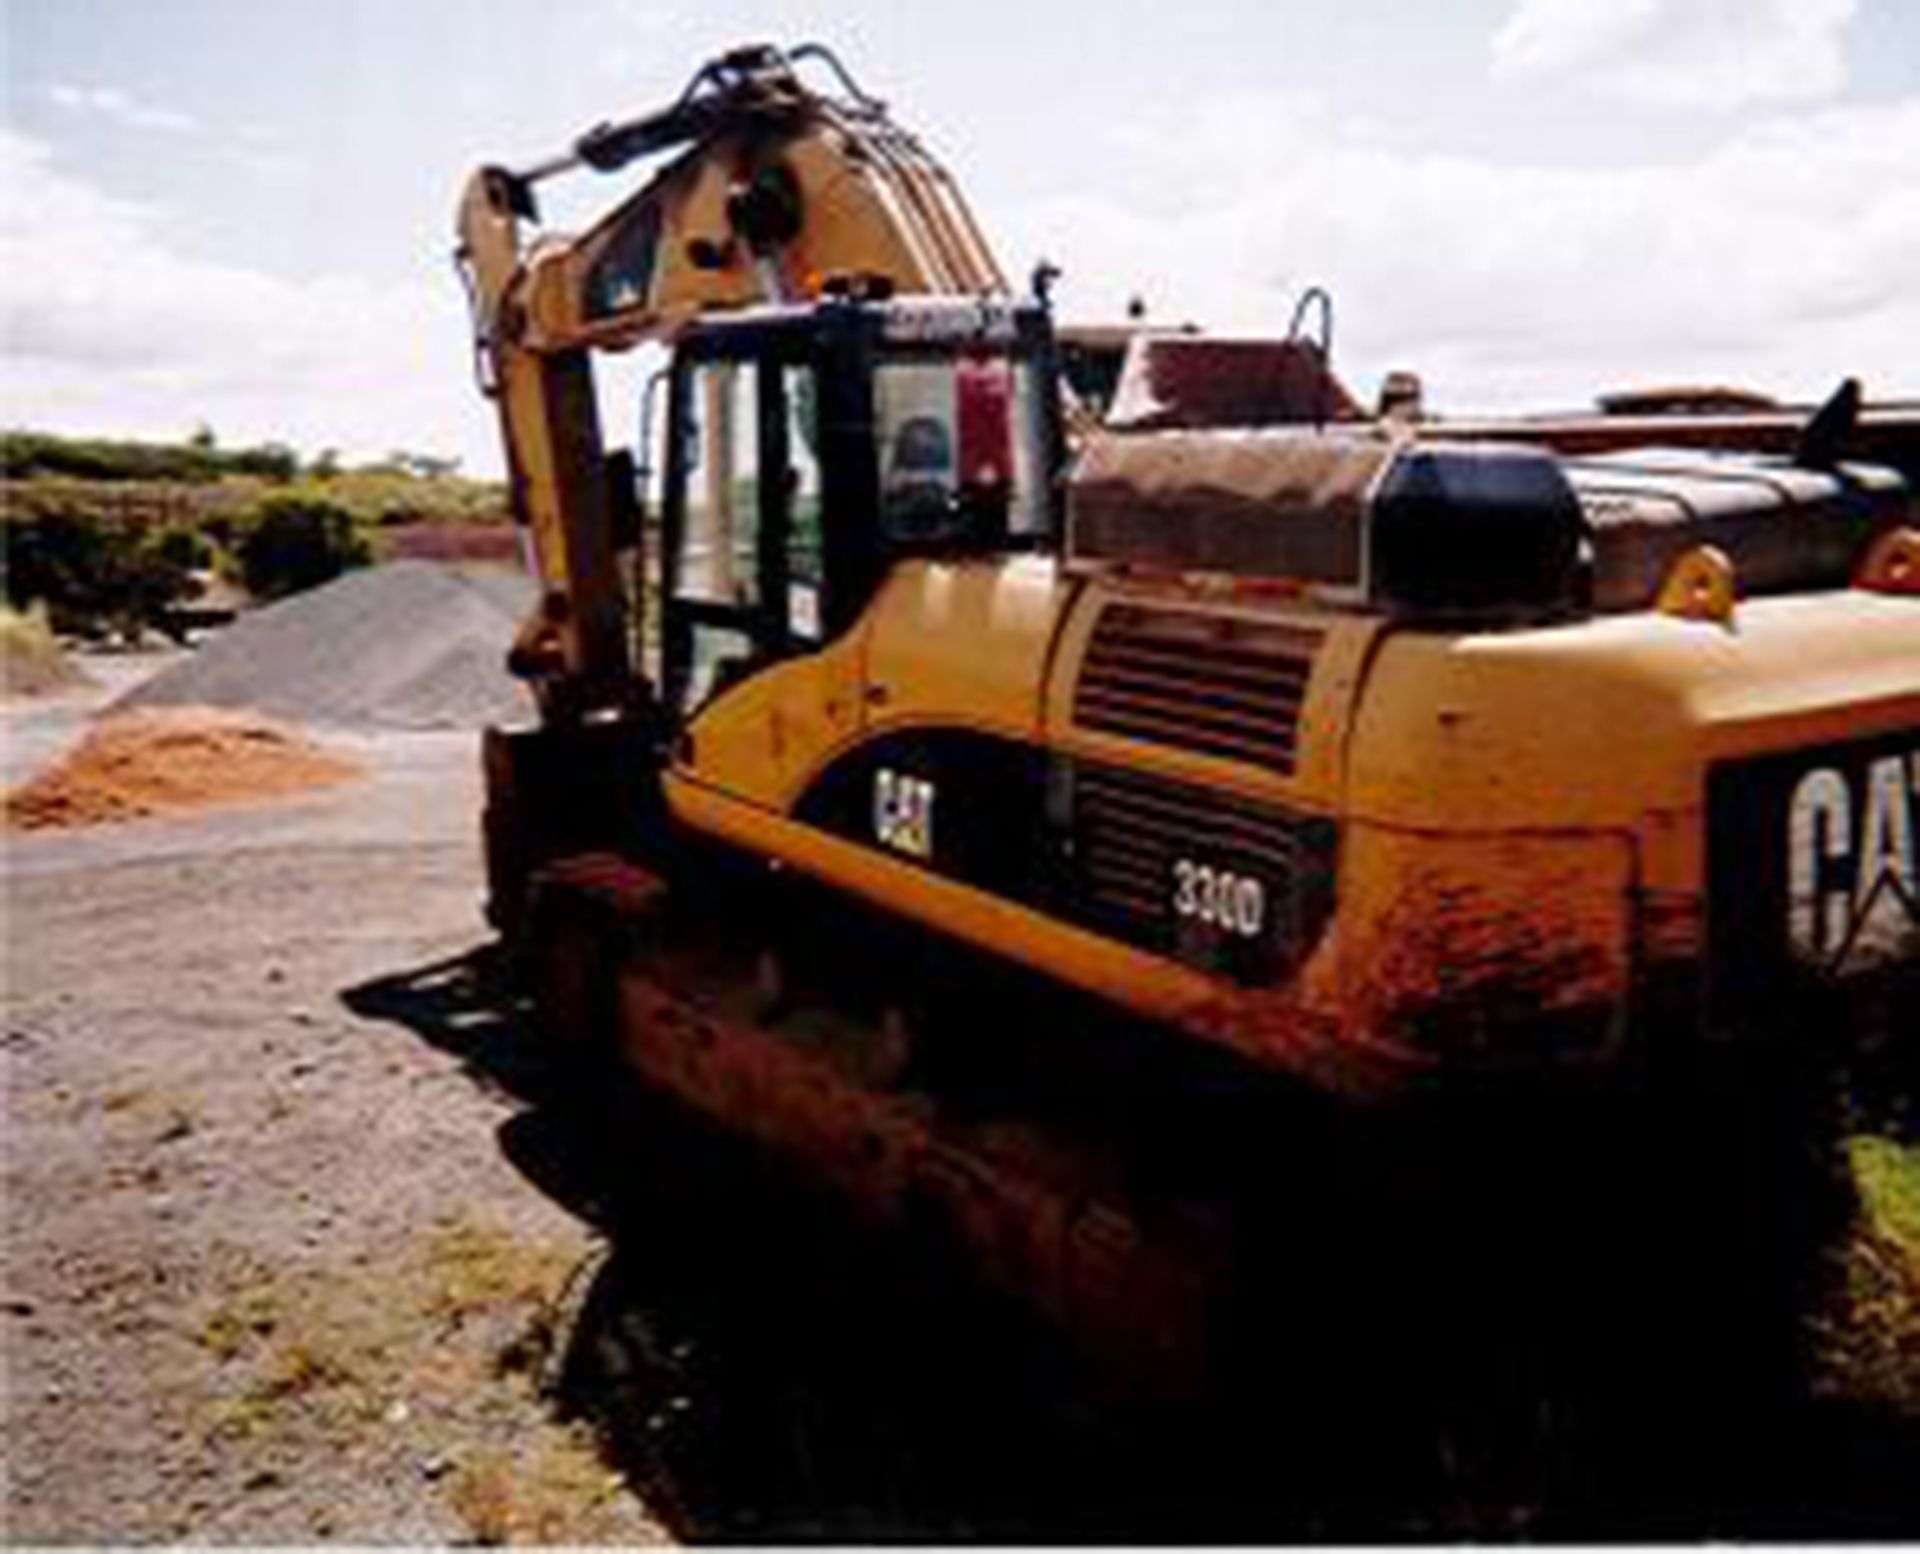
[513,839,1873,1529]
[522,861,1746,1444]
[523,850,1239,1399]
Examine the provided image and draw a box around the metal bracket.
[1656,544,1738,627]
[1855,526,1920,595]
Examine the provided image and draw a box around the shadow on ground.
[344,945,1275,1540]
[344,945,1920,1543]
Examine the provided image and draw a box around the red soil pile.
[4,707,361,831]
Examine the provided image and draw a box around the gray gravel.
[118,562,537,731]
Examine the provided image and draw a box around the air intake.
[1073,604,1317,774]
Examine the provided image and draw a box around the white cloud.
[8,68,1917,479]
[45,82,200,135]
[1490,0,1856,109]
[1491,0,1661,77]
[0,131,487,468]
[996,89,1920,414]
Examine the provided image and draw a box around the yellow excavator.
[458,41,1919,1472]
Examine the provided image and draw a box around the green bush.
[1,510,205,641]
[236,494,372,600]
[152,524,214,572]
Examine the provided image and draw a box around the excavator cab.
[656,295,1065,721]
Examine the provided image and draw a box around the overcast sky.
[3,0,1916,473]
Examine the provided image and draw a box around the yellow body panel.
[523,122,1007,355]
[665,768,1221,1021]
[1039,578,1384,814]
[1333,591,1920,1056]
[666,550,1919,1087]
[1345,592,1920,831]
[861,555,1075,745]
[677,555,1074,807]
[676,623,869,808]
[660,766,1362,1084]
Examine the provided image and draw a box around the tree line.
[2,428,499,640]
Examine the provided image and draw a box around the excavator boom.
[455,45,1009,715]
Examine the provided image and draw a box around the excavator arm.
[454,44,1009,717]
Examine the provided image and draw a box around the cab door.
[662,350,867,807]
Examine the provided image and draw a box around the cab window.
[874,355,1048,547]
[679,360,760,609]
[665,355,819,715]
[784,363,823,642]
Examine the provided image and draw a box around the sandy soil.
[0,710,1140,1543]
[2,649,1142,1543]
[2,727,665,1543]
[5,708,360,831]
[1,651,188,788]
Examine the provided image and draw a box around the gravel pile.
[119,562,537,730]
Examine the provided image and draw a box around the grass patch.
[1816,1135,1920,1412]
[0,603,88,696]
[423,1212,578,1329]
[188,1217,590,1475]
[446,1431,630,1545]
[183,1217,634,1542]
[1852,1136,1920,1252]
[258,1334,359,1399]
[201,1310,370,1444]
[194,1258,401,1447]
[198,1284,282,1361]
[447,1447,517,1545]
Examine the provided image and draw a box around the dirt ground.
[6,657,1919,1542]
[2,686,669,1542]
[0,671,1149,1544]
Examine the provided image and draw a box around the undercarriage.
[489,722,1871,1523]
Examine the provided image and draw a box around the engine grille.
[1066,761,1335,986]
[1073,604,1318,775]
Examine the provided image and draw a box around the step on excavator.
[457,41,1920,1502]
